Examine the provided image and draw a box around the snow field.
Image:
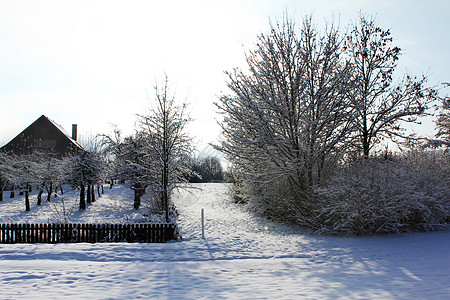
[0,183,449,299]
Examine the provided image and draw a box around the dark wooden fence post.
[26,223,31,243]
[81,223,85,242]
[1,223,5,243]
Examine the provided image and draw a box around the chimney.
[72,124,78,141]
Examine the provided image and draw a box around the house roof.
[1,115,84,156]
[45,115,84,150]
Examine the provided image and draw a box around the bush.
[226,167,251,204]
[230,150,449,235]
[235,171,318,229]
[314,154,449,235]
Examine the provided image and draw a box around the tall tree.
[138,75,193,221]
[346,14,438,157]
[216,14,353,201]
[435,83,450,147]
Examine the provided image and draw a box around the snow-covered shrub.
[314,155,449,235]
[226,167,251,204]
[228,164,318,228]
[49,194,76,224]
[403,148,449,181]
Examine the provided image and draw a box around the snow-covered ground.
[0,183,449,299]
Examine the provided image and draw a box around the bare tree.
[120,133,150,210]
[7,154,40,211]
[98,125,126,187]
[187,155,225,183]
[138,75,193,221]
[216,14,353,218]
[346,13,438,157]
[297,17,354,185]
[79,133,108,201]
[435,83,450,147]
[34,153,66,205]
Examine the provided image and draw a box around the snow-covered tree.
[345,14,438,157]
[6,154,41,211]
[33,153,66,205]
[99,125,127,187]
[138,75,193,221]
[99,127,154,210]
[120,133,150,210]
[435,83,450,147]
[187,155,225,183]
[0,152,13,202]
[79,133,108,201]
[66,151,103,210]
[216,15,354,219]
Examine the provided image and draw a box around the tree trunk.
[25,190,30,211]
[37,189,43,205]
[91,185,96,202]
[46,183,53,202]
[0,188,3,202]
[60,186,64,194]
[162,158,170,222]
[97,185,101,197]
[307,168,313,187]
[362,111,370,158]
[80,185,86,210]
[86,185,91,203]
[163,190,169,222]
[134,183,145,210]
[10,190,14,198]
[134,189,141,210]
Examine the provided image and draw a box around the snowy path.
[0,183,449,299]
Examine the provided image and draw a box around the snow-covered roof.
[1,114,84,155]
[44,115,84,150]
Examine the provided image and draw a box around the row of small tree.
[0,150,104,212]
[1,73,224,221]
[186,155,225,183]
[216,13,449,234]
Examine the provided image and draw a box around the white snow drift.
[0,183,449,299]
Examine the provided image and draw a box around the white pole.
[201,208,205,239]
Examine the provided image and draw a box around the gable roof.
[45,116,84,150]
[1,115,84,157]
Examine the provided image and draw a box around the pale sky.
[0,0,448,154]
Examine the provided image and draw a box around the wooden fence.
[0,223,176,244]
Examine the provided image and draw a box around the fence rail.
[0,223,175,244]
